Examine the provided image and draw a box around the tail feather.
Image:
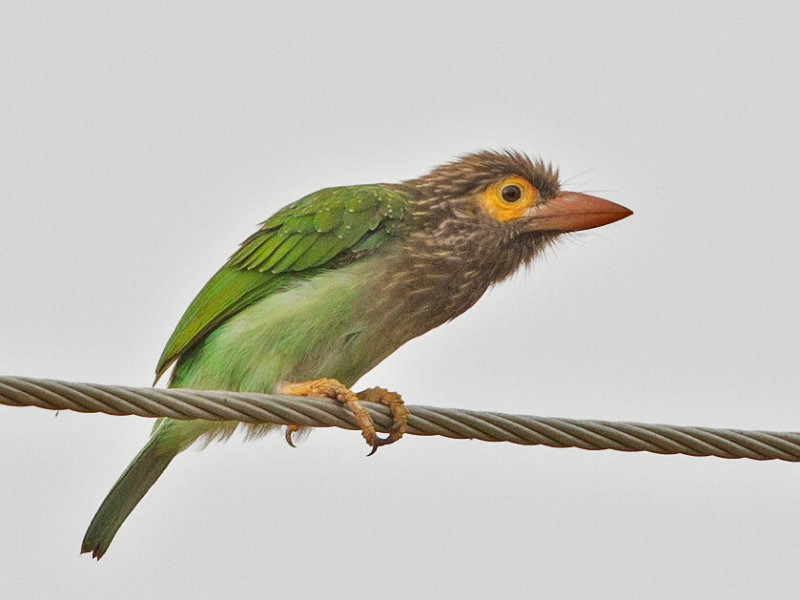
[81,436,179,559]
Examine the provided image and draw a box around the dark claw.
[366,434,395,456]
[285,426,297,448]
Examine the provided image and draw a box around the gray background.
[2,2,799,598]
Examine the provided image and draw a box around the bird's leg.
[277,378,408,454]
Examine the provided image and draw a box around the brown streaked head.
[406,149,631,233]
[397,149,632,296]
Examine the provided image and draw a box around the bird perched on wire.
[81,149,632,558]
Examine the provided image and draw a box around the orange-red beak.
[523,191,632,232]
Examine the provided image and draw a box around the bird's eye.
[501,185,522,203]
[478,176,537,223]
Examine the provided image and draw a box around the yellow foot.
[277,378,408,455]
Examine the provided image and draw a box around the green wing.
[155,184,410,381]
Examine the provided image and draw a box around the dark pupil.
[501,185,522,203]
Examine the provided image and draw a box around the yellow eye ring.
[479,176,537,222]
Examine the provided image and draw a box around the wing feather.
[155,184,410,380]
[269,232,322,273]
[257,233,306,272]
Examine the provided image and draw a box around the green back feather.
[155,184,410,381]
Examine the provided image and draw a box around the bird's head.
[402,149,632,285]
[408,149,631,235]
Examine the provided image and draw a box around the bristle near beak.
[523,192,632,232]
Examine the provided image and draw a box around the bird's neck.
[371,221,552,345]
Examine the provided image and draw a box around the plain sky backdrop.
[2,2,799,599]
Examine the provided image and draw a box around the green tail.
[81,435,179,559]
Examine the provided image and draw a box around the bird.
[81,149,632,558]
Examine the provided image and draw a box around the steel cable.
[1,375,798,461]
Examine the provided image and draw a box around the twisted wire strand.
[1,375,798,462]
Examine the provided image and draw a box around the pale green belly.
[171,254,398,393]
